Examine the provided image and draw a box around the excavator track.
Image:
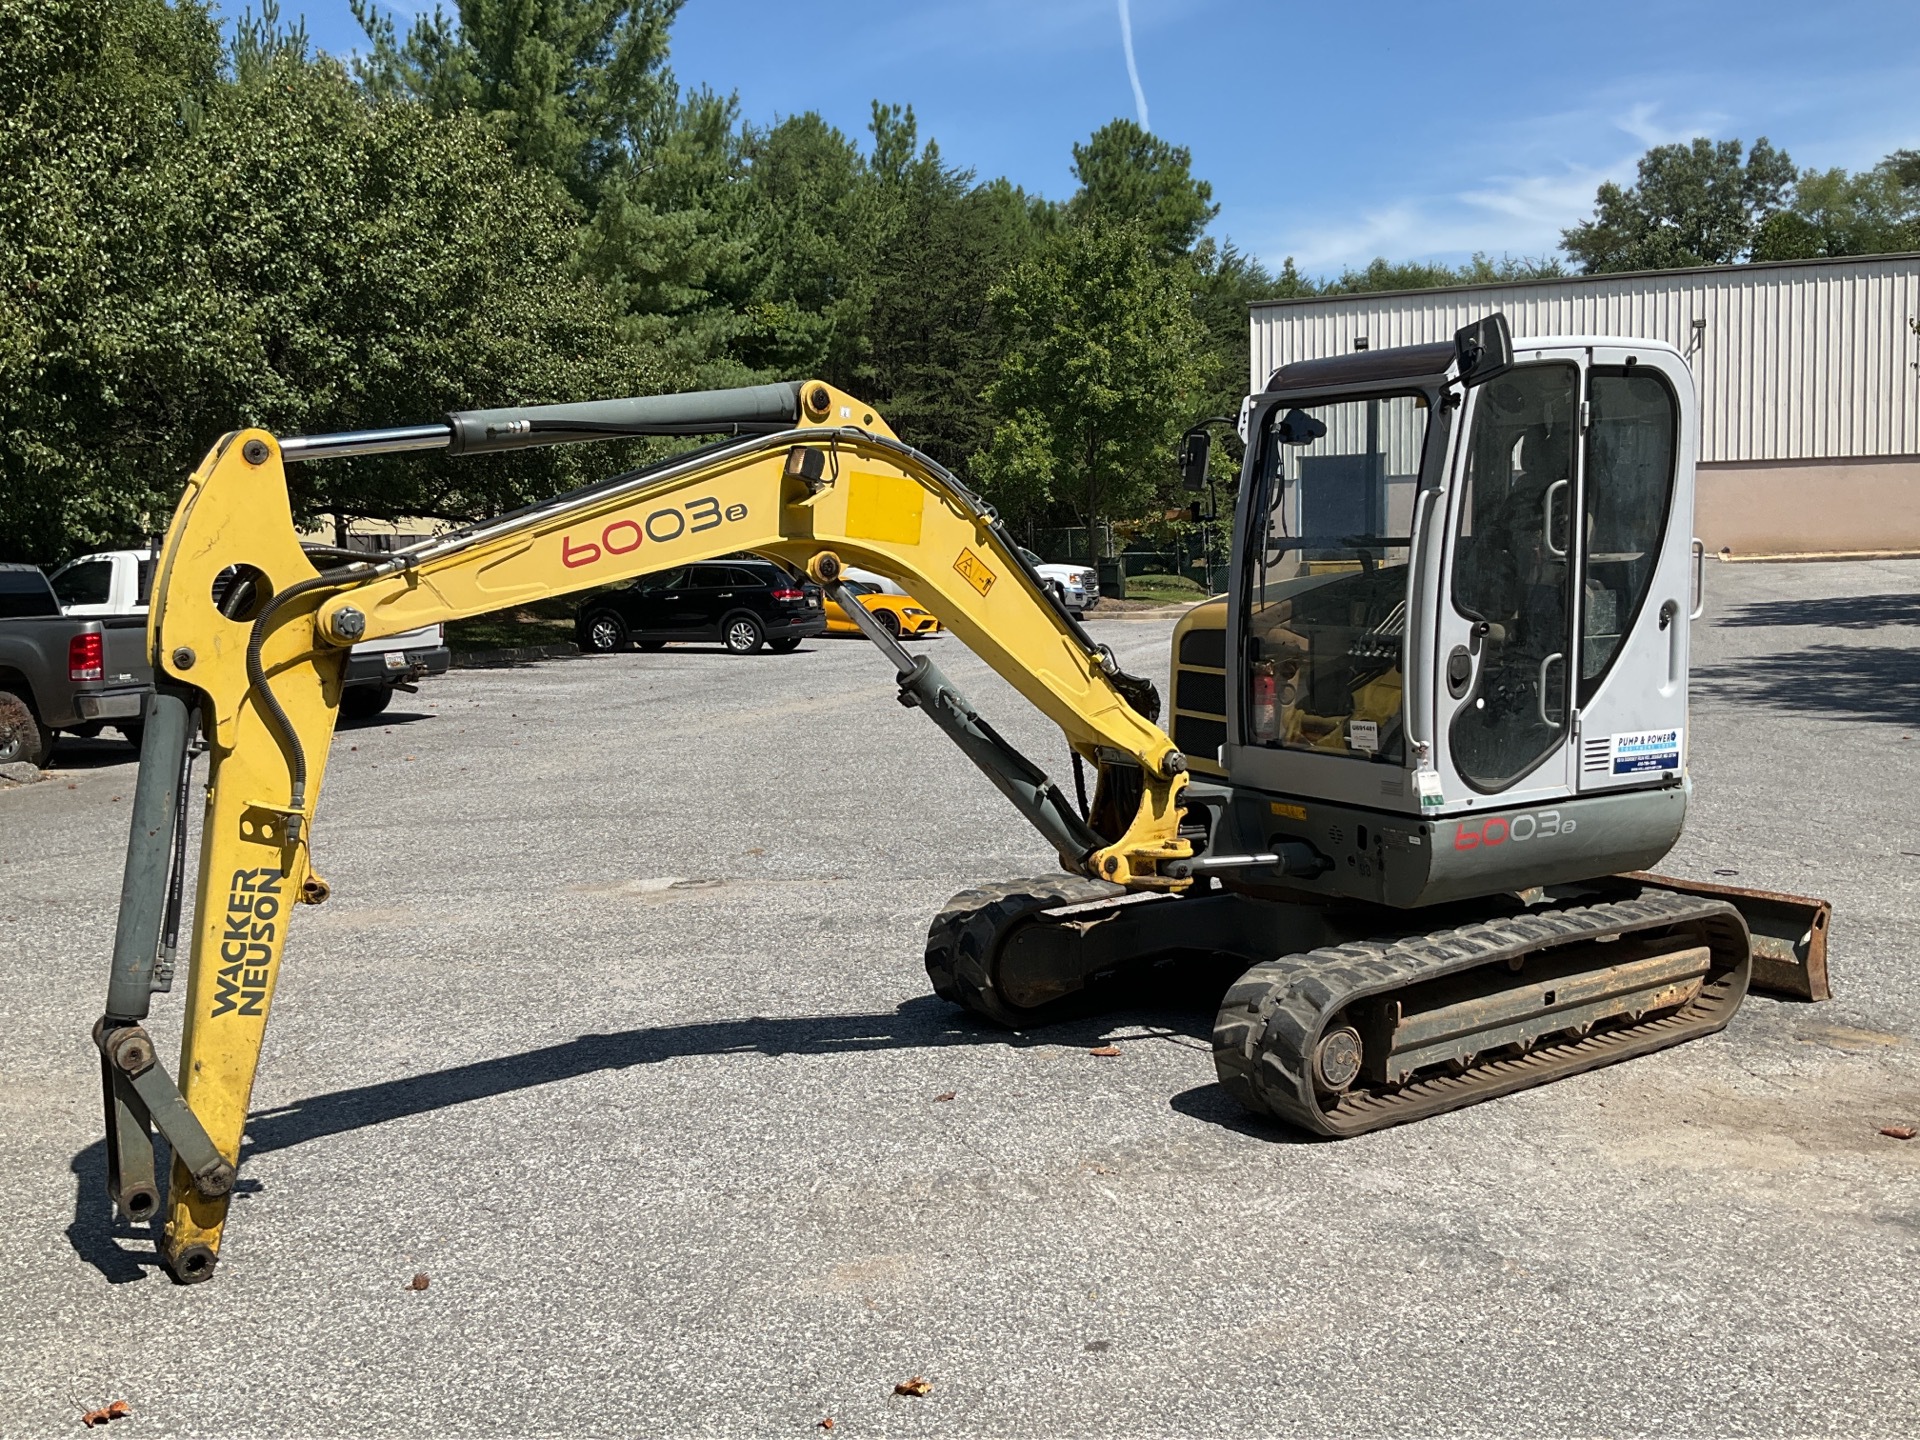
[1212,890,1752,1137]
[925,875,1125,1027]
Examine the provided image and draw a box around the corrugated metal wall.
[1249,255,1920,463]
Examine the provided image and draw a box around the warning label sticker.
[1611,728,1682,775]
[953,547,996,596]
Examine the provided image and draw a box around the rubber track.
[925,875,1123,1027]
[1212,890,1752,1138]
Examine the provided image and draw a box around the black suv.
[576,559,827,654]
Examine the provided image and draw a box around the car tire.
[877,610,901,639]
[723,614,765,654]
[582,611,629,653]
[0,689,53,768]
[768,636,802,653]
[340,685,393,721]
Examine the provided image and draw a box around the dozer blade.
[1615,872,1831,1001]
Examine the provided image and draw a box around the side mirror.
[1178,430,1211,492]
[1454,312,1514,386]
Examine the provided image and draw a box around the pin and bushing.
[321,603,367,645]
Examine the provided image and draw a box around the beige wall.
[1696,456,1920,555]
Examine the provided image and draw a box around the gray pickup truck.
[0,563,153,767]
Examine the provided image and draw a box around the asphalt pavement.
[2,559,1917,1438]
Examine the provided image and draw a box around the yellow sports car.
[823,581,941,638]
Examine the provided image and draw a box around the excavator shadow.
[67,977,1273,1282]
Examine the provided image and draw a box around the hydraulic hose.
[241,557,395,841]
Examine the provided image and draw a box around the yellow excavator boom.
[99,380,1190,1281]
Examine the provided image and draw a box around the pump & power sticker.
[1610,728,1682,775]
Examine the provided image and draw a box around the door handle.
[1537,652,1565,728]
[1689,538,1705,619]
[718,591,733,597]
[1543,479,1569,559]
[1445,645,1474,699]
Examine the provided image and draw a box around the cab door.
[1572,348,1695,790]
[1431,351,1586,809]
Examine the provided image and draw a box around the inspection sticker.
[1611,728,1682,775]
[1347,719,1379,753]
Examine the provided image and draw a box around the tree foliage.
[349,0,681,201]
[1751,151,1920,261]
[976,222,1207,530]
[0,0,658,561]
[1563,137,1797,272]
[13,2,1908,568]
[1068,120,1217,261]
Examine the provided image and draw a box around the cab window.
[1242,392,1426,766]
[1580,368,1677,701]
[52,559,112,608]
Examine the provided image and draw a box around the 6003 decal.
[561,495,748,569]
[1452,809,1578,851]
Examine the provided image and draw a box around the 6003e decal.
[1452,809,1578,851]
[561,496,748,569]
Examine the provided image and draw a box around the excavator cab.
[1172,316,1707,906]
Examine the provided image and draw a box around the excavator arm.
[96,380,1191,1281]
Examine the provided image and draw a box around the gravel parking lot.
[3,559,1917,1438]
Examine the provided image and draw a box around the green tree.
[975,221,1208,534]
[1562,136,1797,272]
[1321,252,1564,294]
[0,0,659,561]
[155,52,667,533]
[1751,150,1920,260]
[349,0,680,202]
[580,82,759,387]
[1067,119,1217,261]
[826,108,1048,477]
[0,0,223,561]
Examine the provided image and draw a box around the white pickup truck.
[49,548,452,720]
[845,549,1098,619]
[1016,547,1099,618]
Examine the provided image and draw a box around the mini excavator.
[95,314,1830,1282]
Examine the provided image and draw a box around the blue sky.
[243,0,1919,278]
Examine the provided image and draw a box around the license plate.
[383,651,406,670]
[807,598,820,608]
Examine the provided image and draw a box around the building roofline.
[1247,250,1920,312]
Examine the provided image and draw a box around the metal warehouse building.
[1249,253,1920,555]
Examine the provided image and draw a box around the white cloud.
[1250,97,1752,275]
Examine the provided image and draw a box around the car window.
[0,567,58,619]
[1018,547,1042,566]
[51,559,111,608]
[136,557,154,606]
[723,566,767,587]
[633,567,689,591]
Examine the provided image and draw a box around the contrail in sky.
[1117,0,1149,130]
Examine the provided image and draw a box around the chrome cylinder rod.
[277,424,453,463]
